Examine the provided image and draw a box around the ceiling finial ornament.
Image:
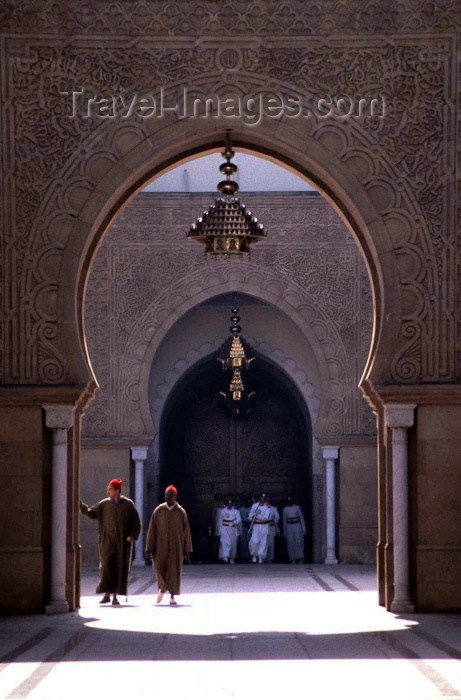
[186,131,267,257]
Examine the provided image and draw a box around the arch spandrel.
[1,34,455,395]
[113,274,349,440]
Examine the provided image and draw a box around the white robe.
[283,504,306,560]
[216,507,241,560]
[248,502,272,559]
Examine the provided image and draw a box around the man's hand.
[126,536,134,543]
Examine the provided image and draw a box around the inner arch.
[158,354,314,564]
[80,130,379,568]
[73,126,391,396]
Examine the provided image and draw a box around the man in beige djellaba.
[146,484,192,606]
[80,478,141,605]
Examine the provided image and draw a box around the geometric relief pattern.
[0,16,457,390]
[148,337,322,445]
[115,258,360,439]
[0,3,459,35]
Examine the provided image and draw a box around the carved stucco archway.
[147,337,322,484]
[116,271,351,440]
[65,118,394,396]
[145,337,322,541]
[2,10,458,615]
[43,115,427,397]
[1,25,451,397]
[61,116,436,404]
[2,40,446,399]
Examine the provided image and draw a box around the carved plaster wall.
[1,6,458,396]
[83,194,374,444]
[149,337,321,448]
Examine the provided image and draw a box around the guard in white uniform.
[216,499,242,563]
[248,493,273,563]
[282,497,306,563]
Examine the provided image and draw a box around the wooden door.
[161,360,311,561]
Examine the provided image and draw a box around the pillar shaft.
[385,404,416,614]
[131,447,148,566]
[44,405,74,614]
[323,447,339,565]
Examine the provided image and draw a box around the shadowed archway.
[158,355,313,563]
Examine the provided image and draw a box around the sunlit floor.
[1,564,461,699]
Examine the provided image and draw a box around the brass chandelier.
[186,132,267,256]
[217,304,256,417]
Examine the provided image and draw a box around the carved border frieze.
[0,28,457,389]
[2,2,460,37]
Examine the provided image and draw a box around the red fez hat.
[109,478,122,491]
[165,484,177,495]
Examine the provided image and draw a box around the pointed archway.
[3,5,461,616]
[159,356,313,563]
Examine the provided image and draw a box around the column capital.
[131,447,148,461]
[322,446,339,460]
[385,403,416,429]
[43,404,75,430]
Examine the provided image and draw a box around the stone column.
[323,447,339,565]
[131,447,148,566]
[385,403,416,614]
[44,404,75,614]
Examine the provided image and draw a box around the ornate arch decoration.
[54,109,433,396]
[148,338,321,459]
[115,270,353,439]
[4,39,446,393]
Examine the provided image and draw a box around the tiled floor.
[1,564,460,699]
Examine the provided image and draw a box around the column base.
[325,556,338,565]
[46,600,69,614]
[132,558,146,567]
[390,599,415,613]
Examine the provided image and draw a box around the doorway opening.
[82,146,376,571]
[159,354,313,563]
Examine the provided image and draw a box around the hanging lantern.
[186,131,267,256]
[217,304,256,416]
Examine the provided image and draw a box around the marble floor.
[1,564,460,699]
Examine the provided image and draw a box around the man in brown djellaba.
[80,478,141,606]
[145,484,192,606]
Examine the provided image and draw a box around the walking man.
[146,484,192,606]
[248,493,273,563]
[80,478,141,605]
[216,498,241,563]
[282,496,306,563]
